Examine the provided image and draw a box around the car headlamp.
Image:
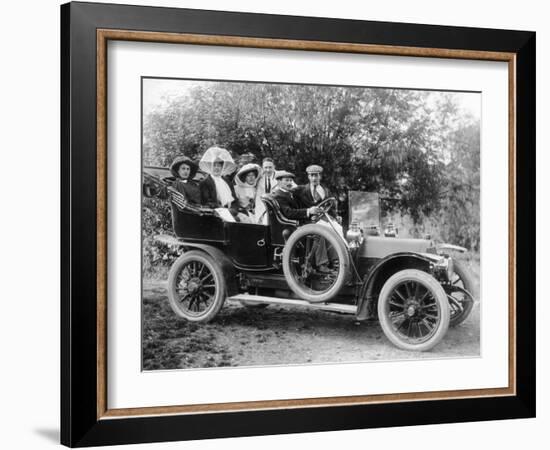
[434,257,453,281]
[345,222,363,248]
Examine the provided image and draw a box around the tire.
[167,250,226,322]
[378,269,450,352]
[282,223,350,303]
[447,260,476,327]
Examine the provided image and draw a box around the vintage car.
[143,167,475,352]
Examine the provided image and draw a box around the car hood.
[359,236,433,259]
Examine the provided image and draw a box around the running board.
[227,294,357,315]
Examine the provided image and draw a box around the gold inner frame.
[96,29,517,420]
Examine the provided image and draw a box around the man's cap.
[306,164,323,174]
[275,170,295,180]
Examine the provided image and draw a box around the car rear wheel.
[446,260,476,327]
[167,250,226,322]
[378,269,450,351]
[282,223,350,303]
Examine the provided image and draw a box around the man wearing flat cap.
[296,164,338,273]
[272,171,321,221]
[296,165,335,217]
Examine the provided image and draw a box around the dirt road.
[142,281,480,370]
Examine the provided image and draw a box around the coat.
[296,183,336,215]
[254,173,277,223]
[234,164,260,212]
[272,189,309,221]
[173,179,201,205]
[199,175,239,214]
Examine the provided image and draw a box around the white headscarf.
[212,176,234,207]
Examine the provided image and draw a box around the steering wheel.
[313,197,337,219]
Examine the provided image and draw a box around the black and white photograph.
[0,0,542,446]
[141,77,481,370]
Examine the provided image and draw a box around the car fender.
[155,235,238,296]
[356,252,442,321]
[437,243,467,253]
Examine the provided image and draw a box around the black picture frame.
[61,1,535,447]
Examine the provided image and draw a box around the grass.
[142,287,235,370]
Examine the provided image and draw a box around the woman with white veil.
[199,146,239,217]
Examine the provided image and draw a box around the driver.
[295,164,340,273]
[295,165,336,219]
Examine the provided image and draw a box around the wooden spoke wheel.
[378,269,450,351]
[167,250,226,322]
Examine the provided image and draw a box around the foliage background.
[142,80,480,276]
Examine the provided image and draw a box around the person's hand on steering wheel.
[308,197,336,222]
[307,206,321,217]
[316,197,337,215]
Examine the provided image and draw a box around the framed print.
[60,1,535,447]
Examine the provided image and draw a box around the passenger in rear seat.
[169,156,201,205]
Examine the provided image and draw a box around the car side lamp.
[345,221,364,248]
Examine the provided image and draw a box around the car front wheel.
[378,269,450,352]
[167,250,226,322]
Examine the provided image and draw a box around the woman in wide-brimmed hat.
[169,155,201,205]
[198,146,239,215]
[233,163,262,223]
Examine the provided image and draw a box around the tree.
[142,80,480,253]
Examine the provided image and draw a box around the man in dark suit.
[272,171,321,221]
[255,157,278,224]
[274,171,336,276]
[295,165,338,272]
[295,165,336,219]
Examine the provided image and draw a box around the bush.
[142,197,180,279]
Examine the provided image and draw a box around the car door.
[226,222,270,268]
